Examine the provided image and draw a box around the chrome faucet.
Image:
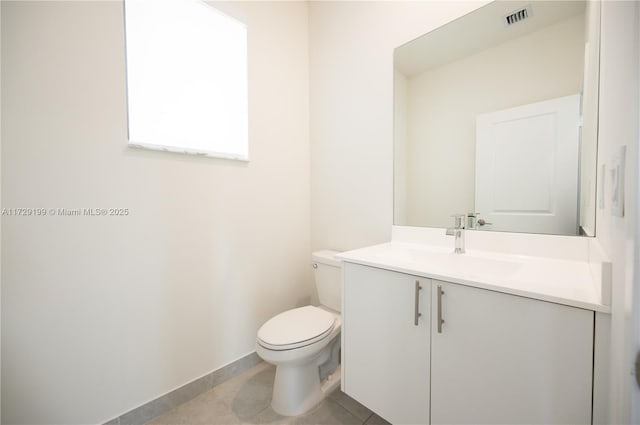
[445,214,466,254]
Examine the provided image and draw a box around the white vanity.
[357,0,610,422]
[338,227,610,425]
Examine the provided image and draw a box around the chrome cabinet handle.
[414,280,422,326]
[437,285,445,333]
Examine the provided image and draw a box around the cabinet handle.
[437,284,445,333]
[414,280,422,326]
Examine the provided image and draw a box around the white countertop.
[338,242,610,313]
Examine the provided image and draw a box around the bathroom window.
[124,0,248,160]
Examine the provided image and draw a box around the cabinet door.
[343,263,430,424]
[431,281,593,425]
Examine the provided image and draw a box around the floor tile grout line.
[327,391,373,424]
[362,412,374,424]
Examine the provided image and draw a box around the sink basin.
[382,245,522,281]
[423,253,522,280]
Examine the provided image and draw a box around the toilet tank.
[312,250,342,312]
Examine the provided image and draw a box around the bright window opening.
[124,0,248,160]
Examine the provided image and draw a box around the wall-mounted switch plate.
[610,145,626,217]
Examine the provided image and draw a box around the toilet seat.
[257,306,336,351]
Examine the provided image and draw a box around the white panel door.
[343,263,430,425]
[475,95,581,235]
[430,281,593,425]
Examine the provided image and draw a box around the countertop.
[337,242,610,313]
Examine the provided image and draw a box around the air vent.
[504,5,533,27]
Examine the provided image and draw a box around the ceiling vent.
[504,5,533,27]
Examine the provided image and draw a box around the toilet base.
[271,363,341,417]
[272,362,323,416]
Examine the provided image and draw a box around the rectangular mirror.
[394,0,601,236]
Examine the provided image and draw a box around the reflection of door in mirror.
[393,1,601,237]
[475,95,580,236]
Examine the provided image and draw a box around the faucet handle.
[467,212,479,229]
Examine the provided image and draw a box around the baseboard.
[104,352,262,425]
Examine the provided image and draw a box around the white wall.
[309,0,488,252]
[0,2,3,420]
[402,15,584,228]
[595,2,639,424]
[1,1,310,423]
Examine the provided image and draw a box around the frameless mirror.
[394,0,601,236]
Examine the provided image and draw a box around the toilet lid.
[257,306,335,350]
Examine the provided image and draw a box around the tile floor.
[146,362,390,425]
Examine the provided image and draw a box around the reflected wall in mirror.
[394,1,601,236]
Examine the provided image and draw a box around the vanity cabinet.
[342,264,594,425]
[430,280,593,425]
[342,263,431,425]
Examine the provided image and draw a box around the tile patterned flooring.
[145,362,390,425]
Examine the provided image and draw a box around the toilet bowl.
[255,250,342,416]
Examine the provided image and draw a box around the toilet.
[255,250,342,416]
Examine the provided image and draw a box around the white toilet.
[255,250,342,416]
